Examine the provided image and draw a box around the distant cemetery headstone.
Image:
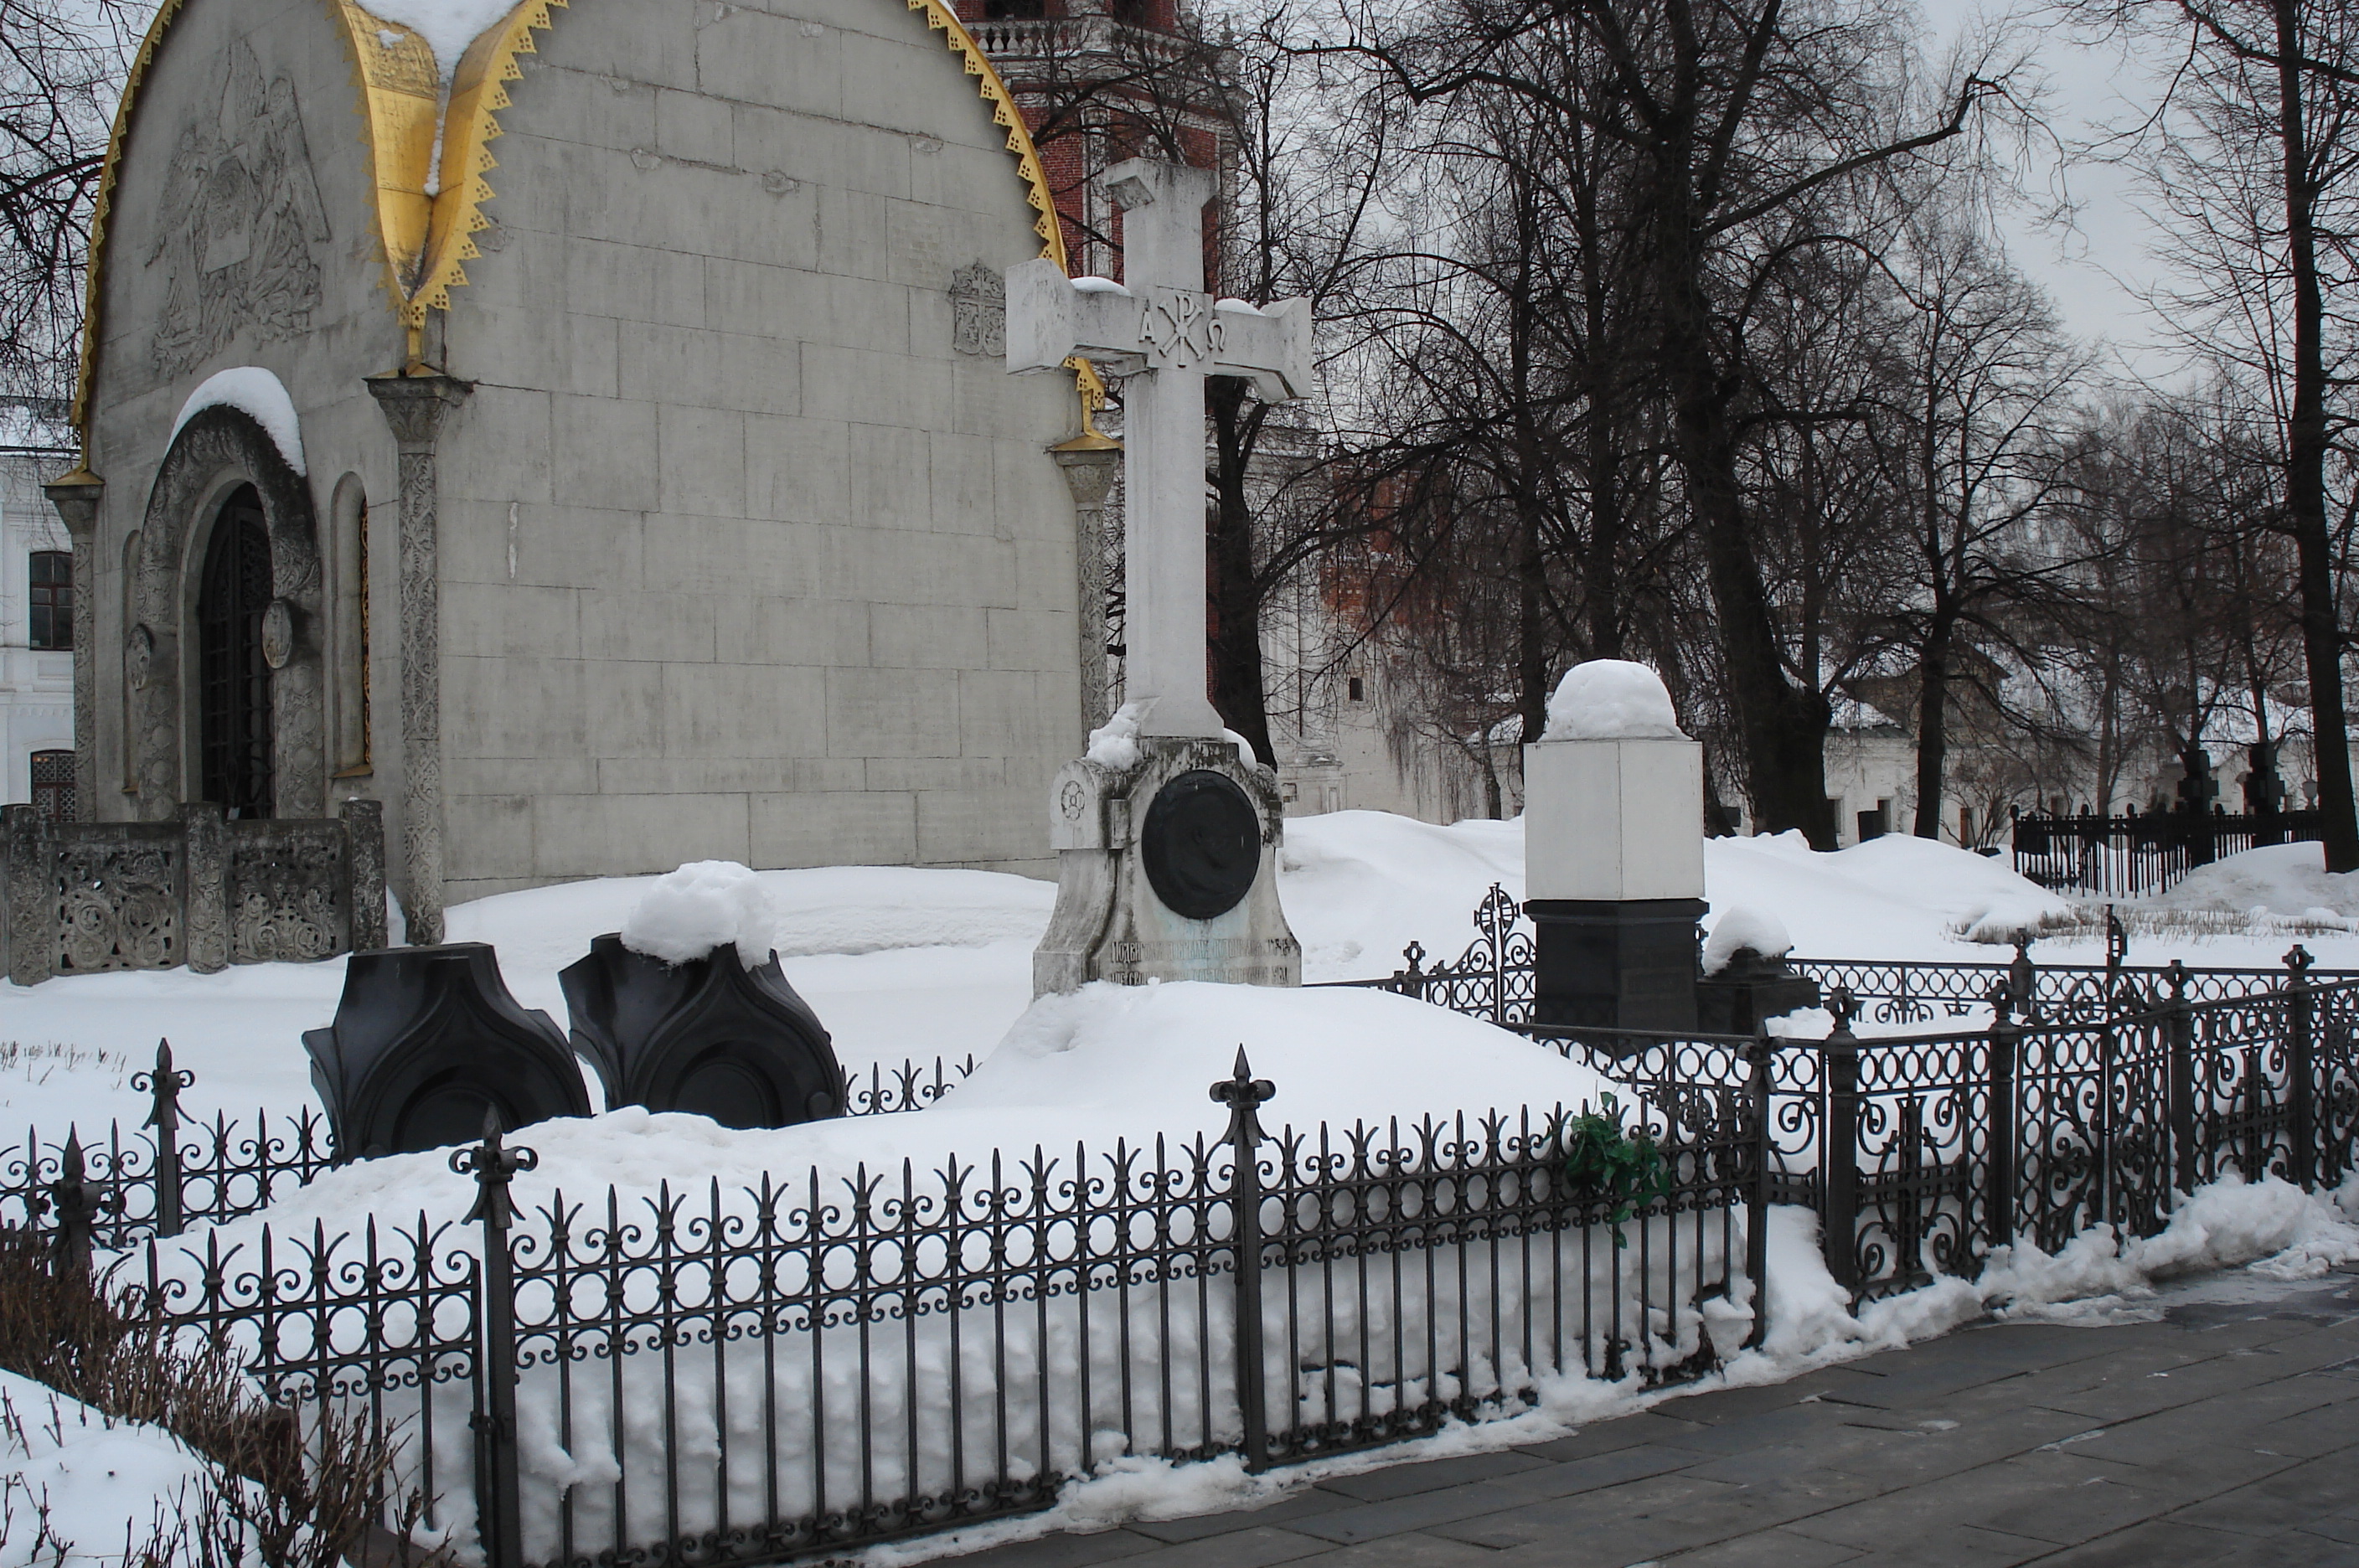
[559,934,846,1129]
[304,943,586,1158]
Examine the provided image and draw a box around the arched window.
[29,750,73,822]
[28,551,70,650]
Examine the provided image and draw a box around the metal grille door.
[198,489,274,818]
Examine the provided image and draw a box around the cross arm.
[1004,259,1314,405]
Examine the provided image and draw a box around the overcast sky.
[1916,0,2185,380]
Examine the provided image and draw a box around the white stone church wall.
[432,0,1082,896]
[80,0,405,824]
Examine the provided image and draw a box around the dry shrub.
[0,1225,428,1568]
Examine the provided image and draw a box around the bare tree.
[1303,0,2022,843]
[2082,0,2359,864]
[0,0,142,402]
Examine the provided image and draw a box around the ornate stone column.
[364,372,469,945]
[1051,442,1120,739]
[42,469,103,821]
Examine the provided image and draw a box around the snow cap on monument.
[620,861,777,969]
[1542,660,1685,741]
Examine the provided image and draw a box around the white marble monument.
[1005,158,1309,994]
[1523,661,1706,1029]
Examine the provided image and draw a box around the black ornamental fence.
[102,1057,1749,1568]
[1345,885,2359,1301]
[1525,967,2359,1302]
[2011,805,2325,899]
[0,1045,980,1255]
[1350,883,2357,1029]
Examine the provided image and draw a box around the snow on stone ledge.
[1541,659,1685,741]
[1702,905,1794,974]
[169,368,305,476]
[618,860,777,969]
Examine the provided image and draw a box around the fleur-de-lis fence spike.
[131,1039,194,1235]
[452,1109,535,1568]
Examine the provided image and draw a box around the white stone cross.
[1005,157,1313,740]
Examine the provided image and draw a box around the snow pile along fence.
[121,1055,1754,1568]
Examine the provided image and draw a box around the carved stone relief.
[132,407,325,819]
[146,42,330,378]
[227,823,344,962]
[54,834,181,973]
[950,260,1006,358]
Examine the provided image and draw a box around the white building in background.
[0,401,77,818]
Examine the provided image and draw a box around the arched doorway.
[197,487,274,818]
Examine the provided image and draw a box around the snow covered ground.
[1,812,2353,1139]
[9,811,2359,1563]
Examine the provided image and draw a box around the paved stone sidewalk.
[963,1270,2359,1568]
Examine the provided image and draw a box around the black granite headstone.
[1530,897,1706,1035]
[304,943,589,1158]
[559,933,845,1128]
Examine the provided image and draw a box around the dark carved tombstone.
[559,934,845,1128]
[305,943,589,1158]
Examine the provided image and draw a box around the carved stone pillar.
[364,373,470,946]
[343,797,387,951]
[42,470,102,822]
[3,805,49,986]
[1052,444,1120,739]
[181,801,228,975]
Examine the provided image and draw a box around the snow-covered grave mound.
[2138,841,2359,928]
[153,982,1618,1249]
[129,985,1639,1565]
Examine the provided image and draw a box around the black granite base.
[1529,898,1706,1033]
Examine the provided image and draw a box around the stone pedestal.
[1695,948,1821,1034]
[1034,735,1299,995]
[1525,730,1706,1033]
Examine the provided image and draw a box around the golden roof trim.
[905,0,1066,271]
[414,0,568,325]
[76,0,1093,439]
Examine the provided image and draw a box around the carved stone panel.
[950,260,1006,358]
[147,41,330,378]
[226,820,347,963]
[52,829,182,975]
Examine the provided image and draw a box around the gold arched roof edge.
[409,0,567,326]
[69,0,188,432]
[70,0,435,433]
[332,2,441,321]
[903,0,1066,271]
